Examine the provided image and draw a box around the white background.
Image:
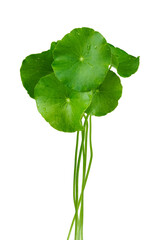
[0,0,160,239]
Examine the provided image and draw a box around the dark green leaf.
[34,73,92,132]
[50,41,57,55]
[52,27,111,92]
[86,70,122,116]
[108,43,140,77]
[20,50,53,98]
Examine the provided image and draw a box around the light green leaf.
[86,70,122,116]
[20,50,53,98]
[108,43,140,77]
[34,73,92,132]
[52,27,111,92]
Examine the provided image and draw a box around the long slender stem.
[75,130,85,239]
[67,116,93,240]
[80,116,88,239]
[86,115,93,191]
[73,131,79,207]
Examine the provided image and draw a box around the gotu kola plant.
[20,27,139,239]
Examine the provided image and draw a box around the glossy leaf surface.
[34,73,92,132]
[109,43,139,77]
[20,50,53,98]
[52,27,111,92]
[86,70,122,116]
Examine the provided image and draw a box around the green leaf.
[52,27,111,92]
[20,50,53,98]
[50,41,57,55]
[86,70,122,116]
[34,73,92,132]
[108,43,140,77]
[117,56,140,77]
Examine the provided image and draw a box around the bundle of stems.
[67,115,93,240]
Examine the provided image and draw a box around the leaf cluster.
[20,27,139,132]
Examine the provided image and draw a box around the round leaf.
[109,44,128,68]
[86,70,122,116]
[52,27,111,92]
[20,50,53,98]
[34,73,92,132]
[108,43,140,77]
[117,56,140,77]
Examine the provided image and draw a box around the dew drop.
[76,31,80,36]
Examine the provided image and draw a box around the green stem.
[67,116,93,240]
[75,130,85,239]
[73,131,79,207]
[80,116,88,240]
